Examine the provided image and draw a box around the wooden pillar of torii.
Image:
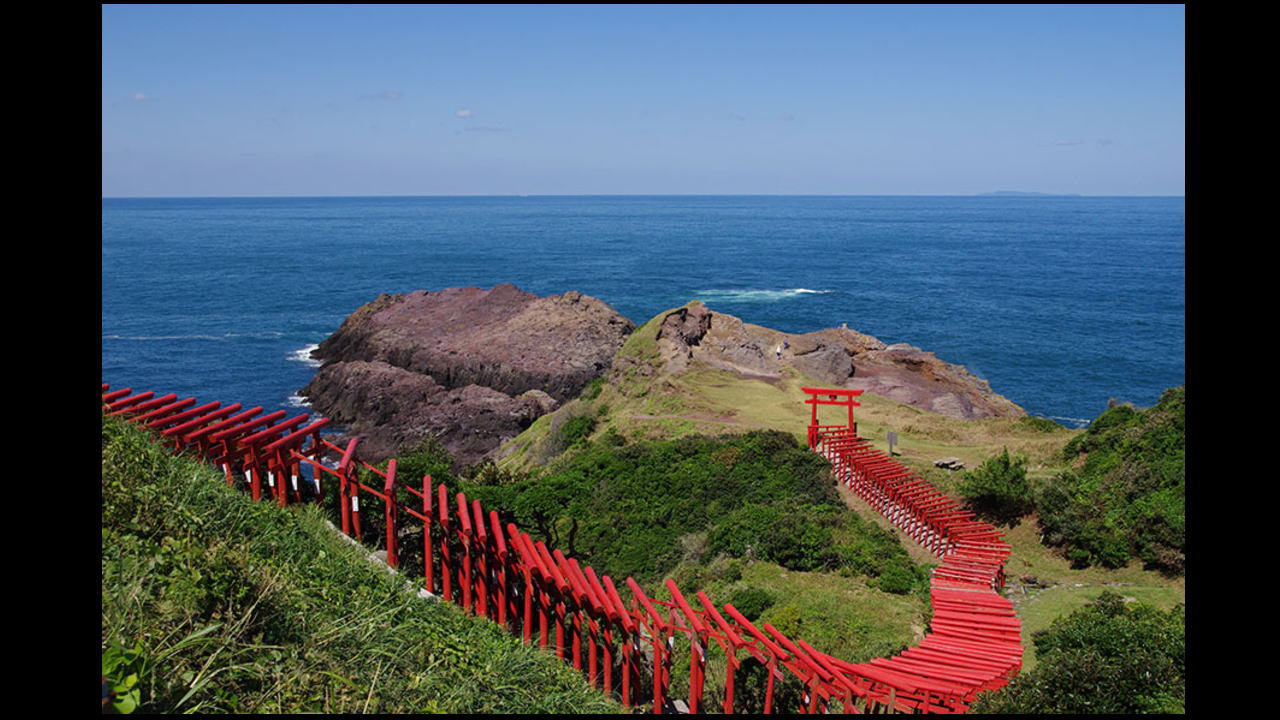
[801,386,865,449]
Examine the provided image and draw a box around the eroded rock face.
[311,284,634,402]
[301,285,635,465]
[302,360,553,464]
[639,301,1023,420]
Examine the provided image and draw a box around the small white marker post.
[887,430,898,456]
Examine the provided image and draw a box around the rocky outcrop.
[302,360,556,466]
[301,284,635,466]
[311,284,634,402]
[634,302,1024,420]
[305,289,1023,466]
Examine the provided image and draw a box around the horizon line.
[102,192,1186,200]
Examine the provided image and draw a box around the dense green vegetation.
[437,429,929,595]
[1034,387,1185,573]
[101,417,621,714]
[971,591,1185,714]
[957,447,1034,526]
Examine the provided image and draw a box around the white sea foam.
[104,334,227,341]
[1047,415,1092,428]
[693,288,836,303]
[289,344,322,367]
[286,393,312,408]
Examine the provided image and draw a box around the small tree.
[958,447,1033,526]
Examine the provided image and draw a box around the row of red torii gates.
[103,382,1022,714]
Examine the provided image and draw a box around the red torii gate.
[802,386,865,449]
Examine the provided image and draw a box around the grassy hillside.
[494,307,1185,674]
[101,416,622,714]
[499,306,1079,480]
[1036,387,1185,573]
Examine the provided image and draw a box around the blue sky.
[102,4,1185,197]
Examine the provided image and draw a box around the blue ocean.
[102,196,1184,428]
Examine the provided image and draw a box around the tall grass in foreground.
[101,416,622,714]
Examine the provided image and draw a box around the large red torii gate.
[802,386,865,449]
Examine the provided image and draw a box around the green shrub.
[1019,416,1064,433]
[557,414,597,447]
[957,448,1033,526]
[971,591,1184,714]
[707,557,744,583]
[388,434,462,492]
[727,586,776,621]
[465,459,531,487]
[873,561,922,595]
[670,563,709,591]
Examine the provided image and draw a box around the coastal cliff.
[300,284,635,465]
[625,301,1023,420]
[301,289,1024,468]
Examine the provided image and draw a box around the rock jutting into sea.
[624,301,1025,420]
[302,289,1024,469]
[300,284,636,466]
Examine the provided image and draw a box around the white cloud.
[455,109,474,118]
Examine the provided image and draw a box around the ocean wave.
[286,393,312,408]
[693,288,837,303]
[289,344,322,367]
[1047,415,1092,428]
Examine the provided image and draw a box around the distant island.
[978,191,1083,197]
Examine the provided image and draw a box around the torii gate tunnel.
[103,381,1023,714]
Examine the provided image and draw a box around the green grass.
[101,416,623,714]
[708,561,926,662]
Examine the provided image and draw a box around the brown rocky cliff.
[301,284,634,466]
[311,284,633,402]
[634,301,1024,420]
